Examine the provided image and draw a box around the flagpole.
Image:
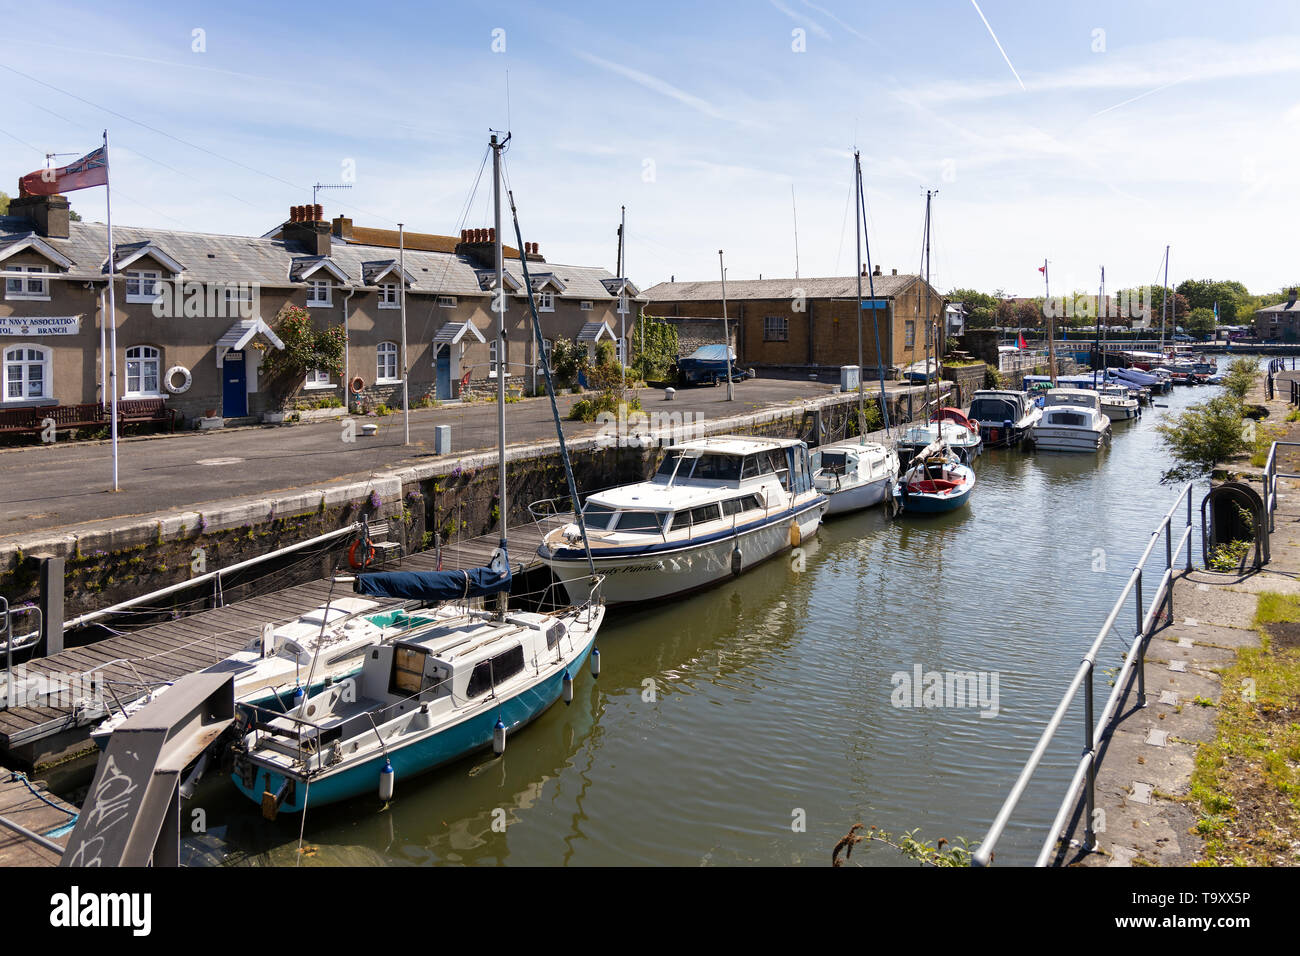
[104,130,119,492]
[1043,259,1057,386]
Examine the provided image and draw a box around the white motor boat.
[1029,389,1112,452]
[536,436,827,607]
[812,440,899,516]
[1097,384,1140,421]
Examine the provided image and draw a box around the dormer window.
[125,270,161,303]
[307,280,332,307]
[4,265,49,300]
[537,292,555,312]
[378,283,399,309]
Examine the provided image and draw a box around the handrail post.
[1083,658,1097,850]
[1134,568,1146,708]
[1165,516,1174,623]
[1185,486,1193,570]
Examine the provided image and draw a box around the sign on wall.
[0,316,81,336]
[0,316,81,335]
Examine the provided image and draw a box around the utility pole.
[719,250,734,401]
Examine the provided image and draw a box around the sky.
[0,0,1297,298]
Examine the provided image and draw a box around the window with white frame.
[125,345,161,396]
[536,292,554,312]
[305,368,332,388]
[763,315,788,342]
[617,294,628,314]
[4,265,49,300]
[377,341,399,382]
[438,295,457,308]
[124,270,161,303]
[488,340,508,376]
[378,283,399,309]
[306,280,332,307]
[3,345,50,401]
[580,300,593,311]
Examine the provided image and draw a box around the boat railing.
[972,482,1195,867]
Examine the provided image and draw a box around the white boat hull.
[544,503,825,607]
[821,474,895,515]
[1030,426,1110,452]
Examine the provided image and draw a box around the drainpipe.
[342,286,355,409]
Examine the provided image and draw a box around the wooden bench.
[0,404,105,437]
[0,407,42,435]
[367,519,403,566]
[116,398,177,433]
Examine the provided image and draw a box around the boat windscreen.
[614,510,665,533]
[581,503,618,530]
[816,451,848,473]
[655,451,682,478]
[968,397,1017,421]
[689,454,743,481]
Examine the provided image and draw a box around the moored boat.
[968,389,1041,448]
[536,436,826,607]
[812,439,899,515]
[892,441,975,514]
[1029,388,1112,452]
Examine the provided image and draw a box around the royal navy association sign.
[0,315,81,336]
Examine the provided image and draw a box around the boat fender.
[731,544,743,576]
[379,759,394,802]
[563,670,574,705]
[493,718,507,755]
[591,646,601,678]
[163,365,192,394]
[789,520,801,548]
[348,537,376,570]
[989,427,1000,444]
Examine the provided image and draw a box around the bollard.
[663,388,675,402]
[434,425,452,454]
[361,423,379,436]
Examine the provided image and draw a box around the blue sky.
[1,0,1297,297]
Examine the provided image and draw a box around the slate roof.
[644,273,922,302]
[0,215,638,302]
[1256,299,1299,313]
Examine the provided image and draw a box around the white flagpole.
[104,130,119,492]
[399,223,410,445]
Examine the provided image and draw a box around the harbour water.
[179,362,1245,867]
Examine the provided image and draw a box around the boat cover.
[353,563,511,601]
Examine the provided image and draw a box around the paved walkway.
[1054,373,1300,866]
[1,379,843,542]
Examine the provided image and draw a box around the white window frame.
[124,270,162,304]
[376,341,400,383]
[124,345,162,397]
[537,292,555,312]
[306,280,332,307]
[617,294,629,315]
[3,343,51,402]
[580,300,593,311]
[378,283,399,309]
[763,315,788,342]
[437,295,457,308]
[305,368,333,389]
[488,340,508,376]
[4,265,50,301]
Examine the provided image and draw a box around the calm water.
[180,358,1250,867]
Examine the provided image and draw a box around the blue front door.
[436,345,451,400]
[223,353,247,417]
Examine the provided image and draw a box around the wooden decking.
[0,520,556,760]
[0,772,76,866]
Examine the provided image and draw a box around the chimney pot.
[313,203,322,221]
[460,229,468,242]
[488,227,495,242]
[891,268,897,276]
[873,264,882,277]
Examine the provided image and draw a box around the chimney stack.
[872,264,882,277]
[331,216,353,239]
[891,268,897,276]
[8,191,70,239]
[283,205,331,256]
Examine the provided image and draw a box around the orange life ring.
[350,376,365,394]
[348,538,375,570]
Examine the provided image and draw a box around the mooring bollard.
[664,388,675,402]
[434,425,452,454]
[361,423,379,437]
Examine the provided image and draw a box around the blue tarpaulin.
[353,563,511,601]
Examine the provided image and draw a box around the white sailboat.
[232,133,605,817]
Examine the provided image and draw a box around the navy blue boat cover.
[353,562,511,601]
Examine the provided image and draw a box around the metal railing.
[972,483,1195,866]
[1263,441,1300,535]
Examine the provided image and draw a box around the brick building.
[643,266,944,373]
[1254,299,1300,342]
[1,195,641,424]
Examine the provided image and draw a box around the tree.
[630,313,678,383]
[1177,279,1250,324]
[1186,307,1216,337]
[1014,299,1042,329]
[257,304,345,405]
[1156,393,1250,483]
[0,191,8,216]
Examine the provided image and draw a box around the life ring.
[350,376,365,394]
[163,366,192,394]
[347,538,375,570]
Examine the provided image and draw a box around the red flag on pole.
[1037,265,1046,274]
[1017,333,1028,349]
[19,146,108,196]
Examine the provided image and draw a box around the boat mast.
[1095,265,1104,388]
[1161,244,1169,355]
[923,189,934,431]
[857,153,890,437]
[492,132,508,614]
[854,152,865,438]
